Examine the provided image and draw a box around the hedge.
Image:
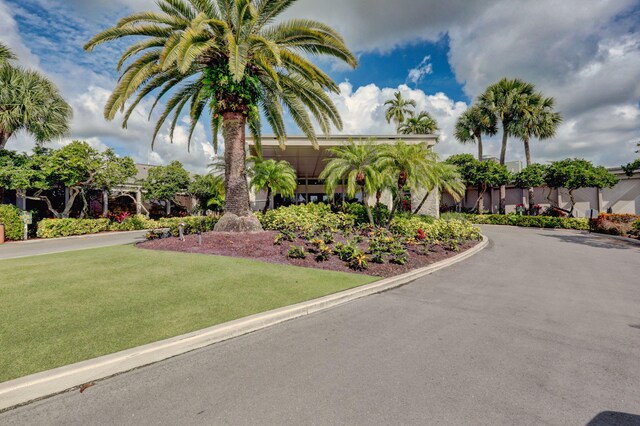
[441,213,590,231]
[36,215,219,239]
[0,204,24,241]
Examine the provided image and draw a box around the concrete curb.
[0,235,489,412]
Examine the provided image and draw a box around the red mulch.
[137,231,478,278]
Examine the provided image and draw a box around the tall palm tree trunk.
[361,188,374,226]
[262,187,272,213]
[222,112,251,217]
[476,135,483,161]
[499,130,508,214]
[523,136,535,213]
[0,130,11,150]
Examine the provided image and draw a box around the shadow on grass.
[538,232,640,252]
[586,411,640,425]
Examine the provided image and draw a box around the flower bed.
[141,204,483,277]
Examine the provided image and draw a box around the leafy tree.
[248,158,297,213]
[622,142,640,176]
[143,161,191,215]
[398,111,439,135]
[84,0,357,231]
[376,140,437,225]
[479,78,535,213]
[189,174,225,213]
[454,103,497,161]
[384,91,416,131]
[544,158,618,216]
[1,142,135,218]
[320,139,381,226]
[513,163,547,209]
[0,44,72,149]
[446,154,511,213]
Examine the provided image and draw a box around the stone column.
[412,188,440,218]
[102,191,109,217]
[136,190,142,215]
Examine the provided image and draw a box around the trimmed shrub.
[443,213,590,231]
[0,204,24,241]
[156,216,218,236]
[341,202,390,226]
[37,218,111,238]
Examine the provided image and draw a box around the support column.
[597,187,603,212]
[102,191,109,217]
[136,190,142,215]
[16,189,27,211]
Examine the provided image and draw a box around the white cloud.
[407,56,433,85]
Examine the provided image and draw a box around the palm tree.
[376,140,437,226]
[454,104,497,161]
[385,91,416,131]
[413,161,465,214]
[479,78,535,213]
[0,42,16,65]
[320,139,381,226]
[398,111,439,135]
[84,0,357,232]
[0,44,72,150]
[248,158,297,212]
[511,94,562,210]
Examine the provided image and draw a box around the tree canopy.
[143,160,191,203]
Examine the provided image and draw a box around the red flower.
[416,229,426,241]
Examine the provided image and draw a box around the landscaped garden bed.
[139,204,483,278]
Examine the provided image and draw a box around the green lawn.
[0,246,376,382]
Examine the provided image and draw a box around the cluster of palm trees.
[0,43,72,150]
[319,138,465,226]
[454,78,562,211]
[384,91,439,135]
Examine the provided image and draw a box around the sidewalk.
[0,231,148,260]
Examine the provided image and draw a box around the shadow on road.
[538,232,640,252]
[586,411,640,425]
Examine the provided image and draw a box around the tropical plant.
[622,142,640,176]
[384,91,416,131]
[0,44,72,150]
[513,163,547,210]
[320,138,380,226]
[248,158,297,212]
[479,78,535,213]
[454,103,497,161]
[189,173,225,212]
[398,111,439,135]
[84,0,357,231]
[376,140,437,226]
[413,161,466,214]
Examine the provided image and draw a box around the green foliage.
[202,62,261,115]
[632,220,640,232]
[189,174,225,212]
[287,245,307,259]
[37,218,112,238]
[390,215,482,243]
[389,246,408,265]
[544,159,618,192]
[341,202,390,226]
[0,55,72,149]
[514,164,547,189]
[274,230,295,245]
[398,111,439,135]
[143,161,191,202]
[0,204,23,240]
[454,213,590,231]
[36,215,218,238]
[333,242,357,262]
[384,91,416,130]
[257,203,355,235]
[347,249,368,271]
[446,154,511,188]
[248,157,297,210]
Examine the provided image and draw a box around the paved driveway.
[2,226,639,425]
[0,231,147,260]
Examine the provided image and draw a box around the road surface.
[2,226,639,425]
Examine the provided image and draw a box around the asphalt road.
[0,231,147,260]
[2,226,639,425]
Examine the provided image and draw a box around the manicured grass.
[0,246,376,382]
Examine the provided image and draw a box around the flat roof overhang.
[247,134,438,178]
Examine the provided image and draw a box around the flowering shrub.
[590,213,640,236]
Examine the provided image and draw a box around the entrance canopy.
[247,135,438,179]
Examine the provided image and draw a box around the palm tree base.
[214,212,263,233]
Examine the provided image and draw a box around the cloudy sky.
[1,0,639,173]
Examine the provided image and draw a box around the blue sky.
[1,0,639,173]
